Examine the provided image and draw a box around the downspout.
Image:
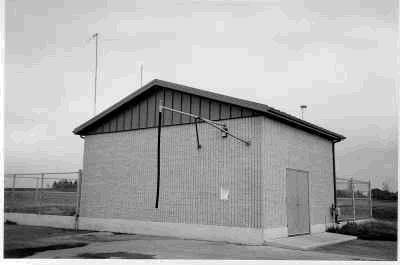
[75,134,85,230]
[332,139,339,223]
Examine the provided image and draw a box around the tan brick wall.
[80,115,334,231]
[261,117,334,229]
[80,117,263,228]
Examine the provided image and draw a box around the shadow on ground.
[76,252,155,259]
[4,223,397,260]
[5,243,88,258]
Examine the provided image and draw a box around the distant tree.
[337,189,368,198]
[372,188,397,201]
[337,189,352,198]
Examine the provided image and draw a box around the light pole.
[300,105,307,119]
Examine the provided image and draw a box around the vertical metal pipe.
[39,173,44,215]
[12,174,16,202]
[369,180,372,218]
[35,177,39,202]
[351,178,355,221]
[155,104,162,208]
[75,170,83,231]
[194,118,201,149]
[332,141,338,222]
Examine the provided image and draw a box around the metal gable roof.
[73,79,345,141]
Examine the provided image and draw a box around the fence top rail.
[336,177,370,184]
[4,176,78,180]
[5,171,80,176]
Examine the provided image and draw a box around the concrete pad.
[264,232,357,250]
[29,236,375,260]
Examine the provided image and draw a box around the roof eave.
[265,108,346,142]
[73,79,346,142]
[72,79,160,135]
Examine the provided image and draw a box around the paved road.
[5,225,395,260]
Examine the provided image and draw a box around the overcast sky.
[5,0,398,190]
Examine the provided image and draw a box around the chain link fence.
[336,177,372,221]
[4,171,82,216]
[4,171,373,223]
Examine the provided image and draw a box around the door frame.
[285,168,311,236]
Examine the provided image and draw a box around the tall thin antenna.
[93,33,99,116]
[140,64,143,88]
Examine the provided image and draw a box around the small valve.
[330,204,340,223]
[221,125,228,138]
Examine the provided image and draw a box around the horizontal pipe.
[161,106,250,146]
[161,106,226,126]
[198,116,251,146]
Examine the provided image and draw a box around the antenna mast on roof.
[89,33,99,116]
[140,64,143,88]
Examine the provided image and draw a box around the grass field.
[4,189,397,220]
[337,198,370,220]
[371,200,397,221]
[4,190,77,216]
[337,199,397,221]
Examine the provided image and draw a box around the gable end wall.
[261,117,334,236]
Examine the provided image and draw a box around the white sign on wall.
[220,186,230,200]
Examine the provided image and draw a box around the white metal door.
[286,168,310,236]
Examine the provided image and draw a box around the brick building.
[73,79,345,244]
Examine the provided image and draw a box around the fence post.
[35,177,39,203]
[369,180,372,218]
[74,170,83,231]
[39,173,44,215]
[12,174,16,202]
[351,178,356,221]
